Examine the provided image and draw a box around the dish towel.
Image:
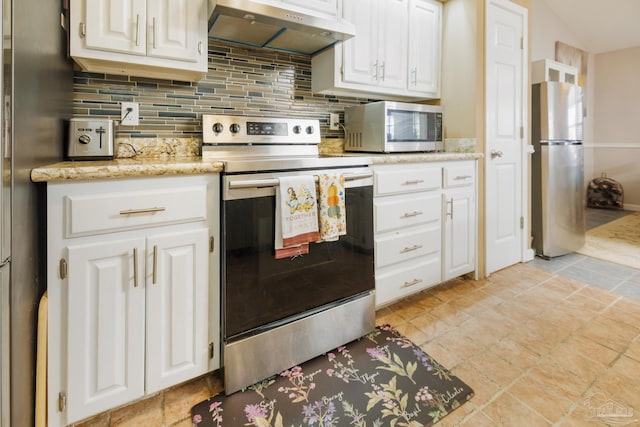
[275,175,320,259]
[317,173,346,242]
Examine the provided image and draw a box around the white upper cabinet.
[70,0,208,81]
[377,0,408,90]
[342,0,378,85]
[408,0,441,96]
[312,0,442,100]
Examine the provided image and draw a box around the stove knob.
[305,126,315,135]
[212,123,224,133]
[292,125,302,134]
[230,123,241,133]
[78,134,91,144]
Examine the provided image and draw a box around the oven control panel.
[203,115,320,144]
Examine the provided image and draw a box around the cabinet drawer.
[376,258,441,307]
[65,186,207,237]
[374,166,441,196]
[375,192,441,233]
[375,227,440,269]
[443,163,475,188]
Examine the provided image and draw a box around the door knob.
[491,149,503,158]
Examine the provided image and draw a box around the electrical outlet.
[329,113,340,131]
[121,102,139,126]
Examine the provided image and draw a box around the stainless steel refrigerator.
[0,0,73,425]
[531,81,585,258]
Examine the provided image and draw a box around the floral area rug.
[191,325,474,427]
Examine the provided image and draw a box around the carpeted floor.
[191,325,474,427]
[577,212,640,270]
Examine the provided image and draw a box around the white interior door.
[485,0,527,275]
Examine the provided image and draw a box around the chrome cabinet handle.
[152,17,157,49]
[401,211,423,218]
[447,198,454,219]
[400,244,422,253]
[135,14,140,46]
[411,67,417,85]
[372,61,378,79]
[198,41,204,54]
[119,207,166,215]
[133,248,139,287]
[402,180,424,185]
[454,175,472,180]
[491,149,503,158]
[401,278,423,288]
[79,22,86,37]
[380,62,385,81]
[152,245,158,285]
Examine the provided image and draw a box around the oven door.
[222,167,374,343]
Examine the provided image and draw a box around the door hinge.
[58,391,67,412]
[520,216,524,229]
[59,258,67,280]
[209,236,214,253]
[209,342,214,359]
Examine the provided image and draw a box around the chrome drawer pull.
[401,278,423,288]
[401,211,423,218]
[400,244,422,253]
[119,207,166,215]
[133,248,139,287]
[454,175,472,180]
[402,180,424,185]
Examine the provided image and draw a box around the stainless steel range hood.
[208,0,356,55]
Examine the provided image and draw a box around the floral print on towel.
[317,174,346,242]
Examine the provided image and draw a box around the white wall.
[441,0,479,139]
[590,47,640,209]
[530,0,640,210]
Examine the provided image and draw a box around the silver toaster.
[67,118,115,159]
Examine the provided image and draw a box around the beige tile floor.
[74,262,640,426]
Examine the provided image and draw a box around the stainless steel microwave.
[344,101,443,153]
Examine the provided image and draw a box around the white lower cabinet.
[373,161,477,307]
[47,175,219,427]
[442,162,477,281]
[373,163,443,307]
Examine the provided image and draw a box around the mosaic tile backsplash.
[73,40,375,142]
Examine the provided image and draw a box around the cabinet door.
[145,228,209,393]
[147,0,207,63]
[282,0,339,16]
[442,188,476,280]
[377,0,408,89]
[84,0,147,55]
[342,0,378,85]
[408,0,441,95]
[66,238,146,425]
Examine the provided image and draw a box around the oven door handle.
[228,171,373,189]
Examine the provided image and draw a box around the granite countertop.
[30,156,224,183]
[31,152,484,182]
[31,132,484,184]
[349,152,484,164]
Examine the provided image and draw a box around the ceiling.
[539,0,640,54]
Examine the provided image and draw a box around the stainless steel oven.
[203,115,375,394]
